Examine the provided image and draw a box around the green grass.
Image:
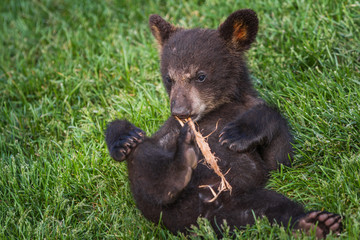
[0,0,359,239]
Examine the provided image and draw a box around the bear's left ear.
[218,9,259,51]
[149,14,178,48]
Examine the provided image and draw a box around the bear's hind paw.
[297,211,342,239]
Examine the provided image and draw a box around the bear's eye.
[165,75,172,84]
[196,74,207,82]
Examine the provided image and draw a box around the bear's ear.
[218,9,258,51]
[149,14,177,47]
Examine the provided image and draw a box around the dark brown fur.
[105,9,342,238]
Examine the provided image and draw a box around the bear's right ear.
[218,9,259,51]
[149,15,177,47]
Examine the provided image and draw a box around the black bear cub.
[106,9,342,238]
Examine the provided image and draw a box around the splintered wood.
[175,117,232,202]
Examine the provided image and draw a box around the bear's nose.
[171,108,191,120]
[171,100,191,119]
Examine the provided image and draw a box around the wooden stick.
[175,117,232,202]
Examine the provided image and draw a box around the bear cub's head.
[149,9,259,121]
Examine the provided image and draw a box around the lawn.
[0,0,359,239]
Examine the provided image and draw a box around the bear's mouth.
[173,114,195,121]
[174,114,204,123]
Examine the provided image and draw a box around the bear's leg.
[205,189,341,239]
[160,124,198,202]
[127,122,198,205]
[219,104,292,170]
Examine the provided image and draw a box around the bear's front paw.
[219,123,265,153]
[105,120,145,161]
